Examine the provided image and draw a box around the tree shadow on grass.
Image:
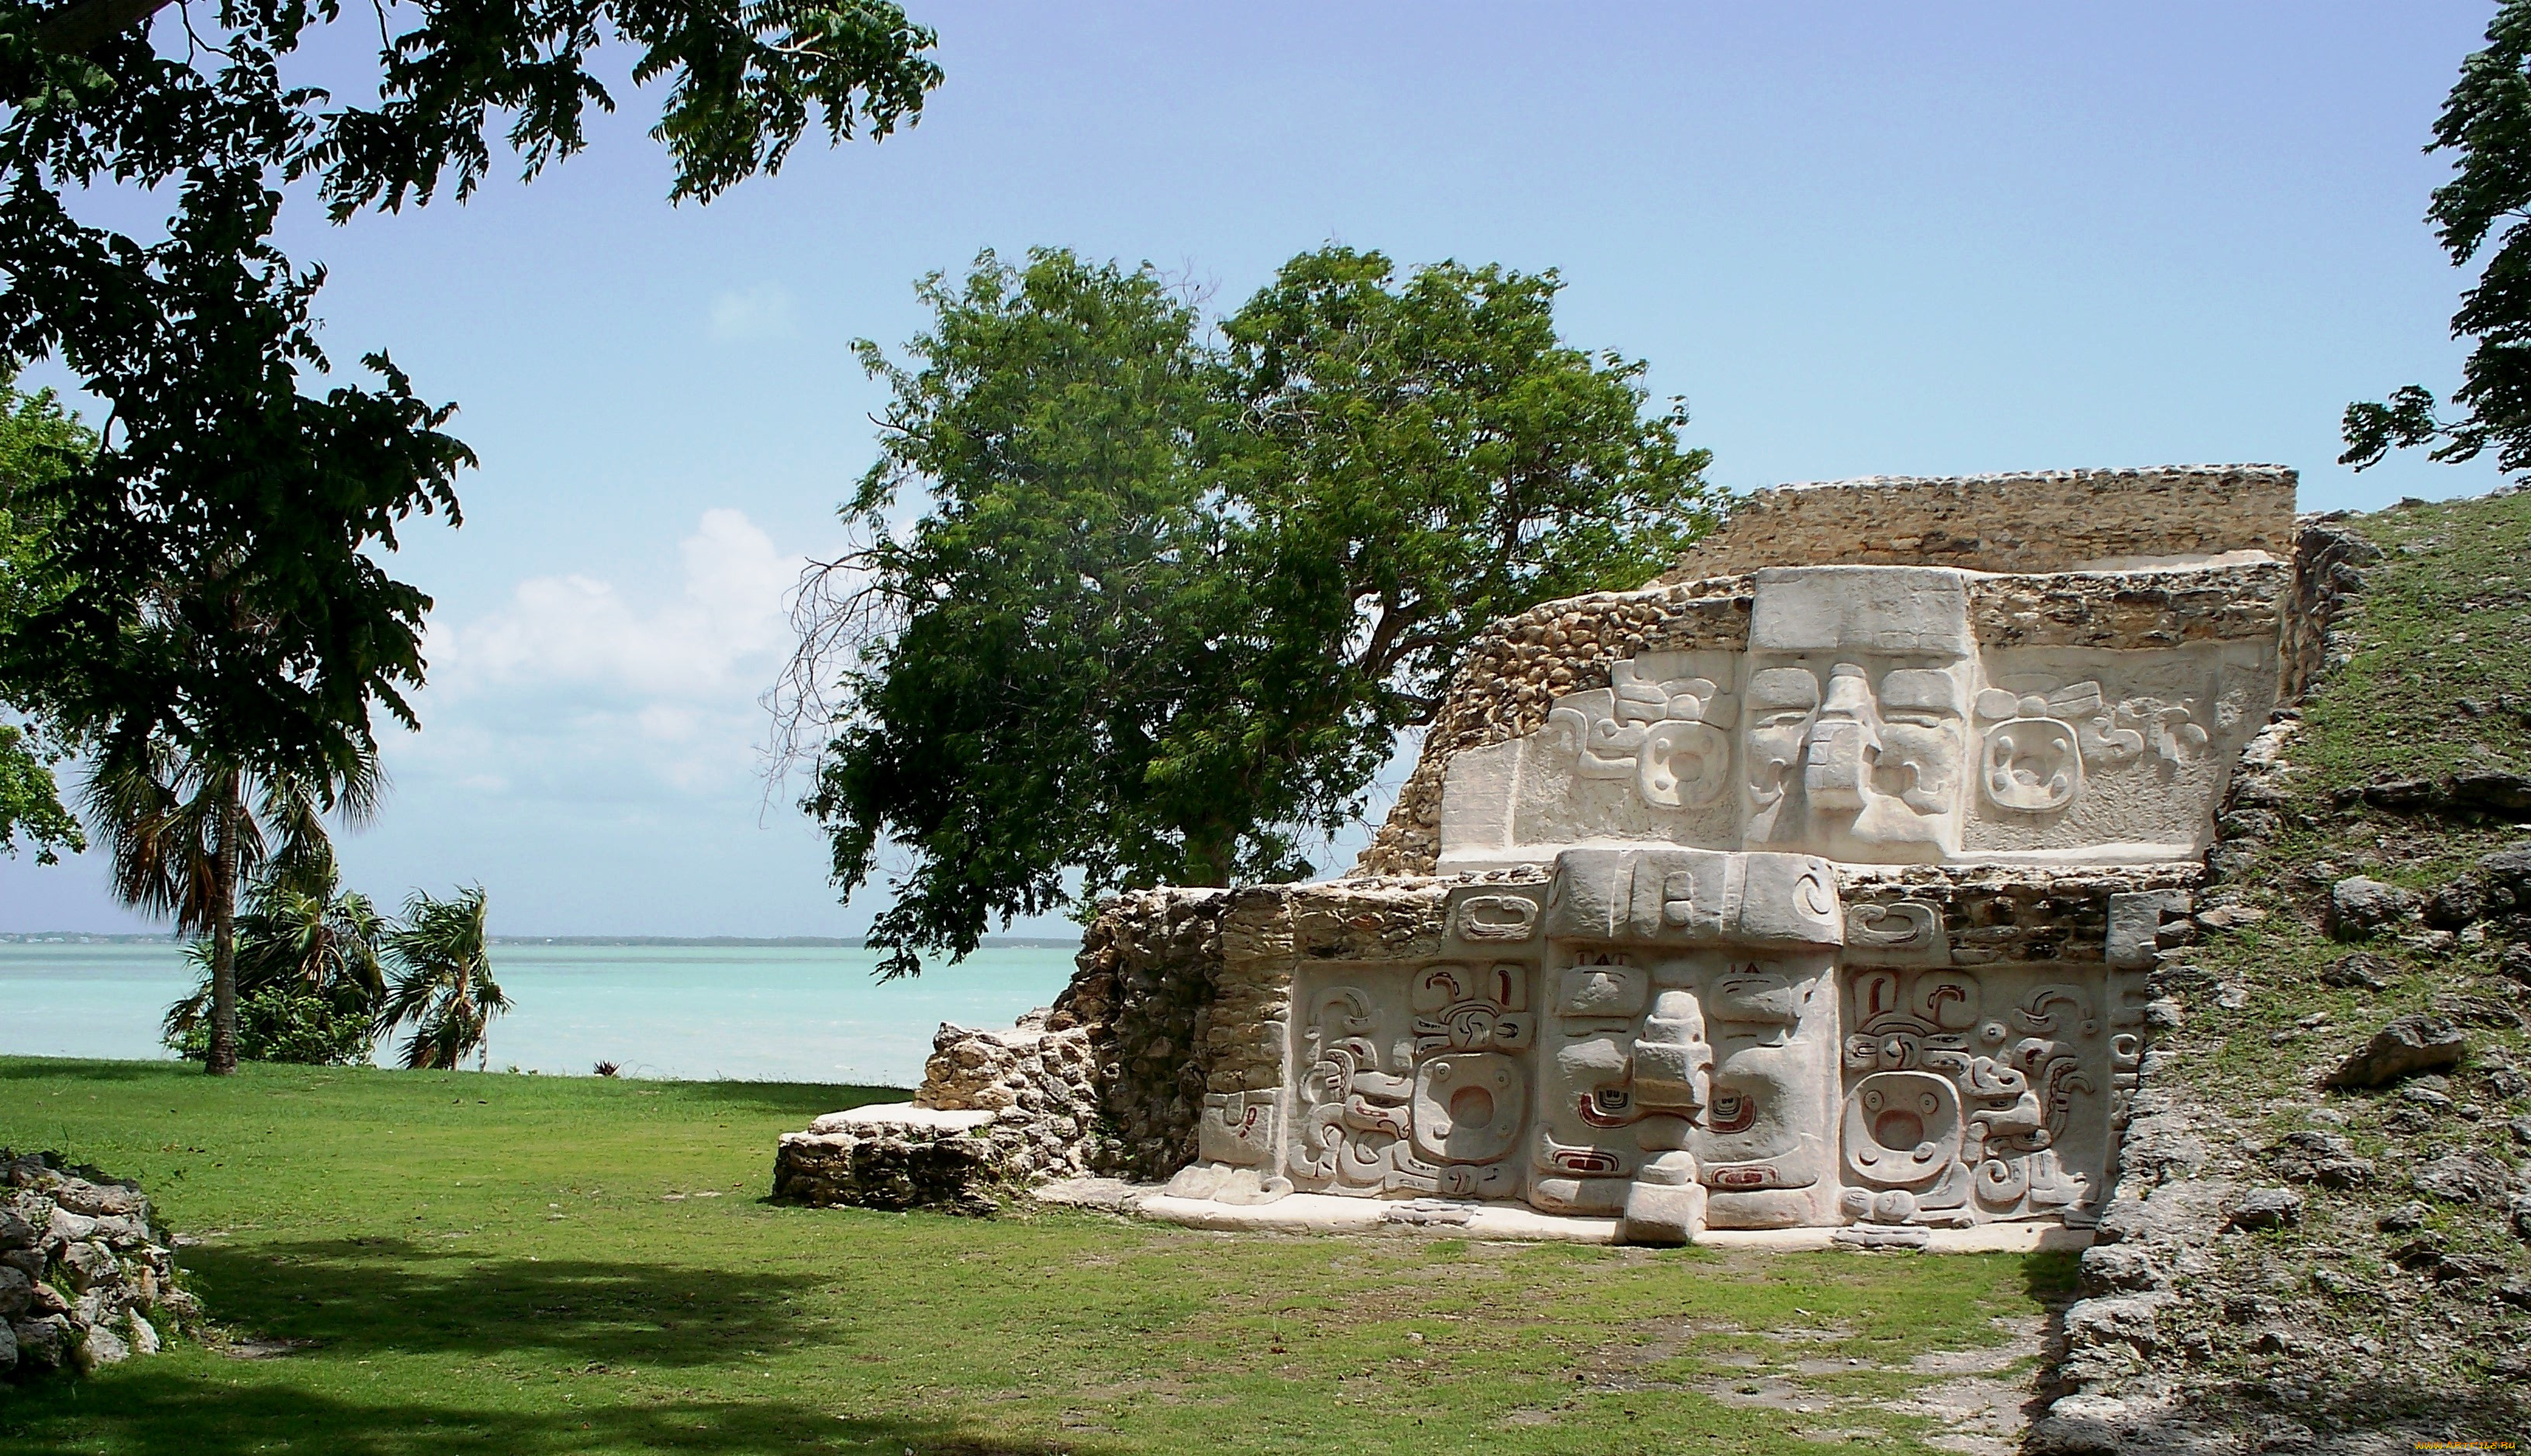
[178,1238,829,1368]
[2018,1246,2086,1430]
[2018,1248,2082,1304]
[663,1081,907,1121]
[0,1371,1122,1456]
[0,1057,182,1084]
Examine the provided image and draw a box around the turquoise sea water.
[0,942,1079,1087]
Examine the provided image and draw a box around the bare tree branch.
[757,536,903,813]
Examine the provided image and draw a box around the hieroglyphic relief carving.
[1452,893,1540,943]
[1544,657,1738,810]
[1196,1090,1276,1167]
[1407,963,1532,1177]
[1291,983,1419,1192]
[1289,954,1538,1202]
[1836,966,2104,1227]
[1844,899,1948,965]
[1156,850,2128,1241]
[1973,681,2215,814]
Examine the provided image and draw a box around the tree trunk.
[1183,825,1233,889]
[205,778,241,1076]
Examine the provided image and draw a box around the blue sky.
[4,2,2515,937]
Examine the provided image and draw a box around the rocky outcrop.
[2,1151,195,1379]
[2032,492,2531,1451]
[2322,1014,2470,1089]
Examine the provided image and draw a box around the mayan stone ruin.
[779,466,2314,1250]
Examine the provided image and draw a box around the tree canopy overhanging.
[0,0,939,1066]
[2343,0,2531,475]
[0,0,939,762]
[0,372,88,862]
[775,245,1720,981]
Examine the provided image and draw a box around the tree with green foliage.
[86,737,379,1073]
[2344,0,2531,474]
[0,724,76,861]
[0,372,90,864]
[776,246,1717,978]
[165,871,389,1067]
[377,885,506,1071]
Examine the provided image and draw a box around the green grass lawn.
[0,1056,2073,1454]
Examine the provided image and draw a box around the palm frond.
[376,885,501,1069]
[82,740,226,932]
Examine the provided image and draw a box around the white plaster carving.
[1197,1090,1277,1168]
[1972,680,2217,815]
[1452,892,1540,944]
[1545,658,1739,810]
[1845,900,1948,965]
[1166,848,2122,1242]
[1435,562,2279,874]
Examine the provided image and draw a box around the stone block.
[2324,1015,2467,1088]
[1749,565,1973,655]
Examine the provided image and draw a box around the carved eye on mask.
[1877,720,1961,813]
[1638,721,1731,808]
[1982,718,2080,812]
[1870,669,1965,817]
[1742,668,1821,806]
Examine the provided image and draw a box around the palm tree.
[86,735,381,1074]
[162,871,389,1059]
[377,885,508,1071]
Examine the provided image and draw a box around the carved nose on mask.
[1804,664,1877,809]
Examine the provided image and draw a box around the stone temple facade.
[777,467,2313,1249]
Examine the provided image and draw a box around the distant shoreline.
[0,933,1082,950]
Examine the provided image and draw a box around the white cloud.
[433,508,792,702]
[708,284,798,342]
[404,509,802,803]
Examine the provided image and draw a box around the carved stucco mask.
[1708,963,1805,1028]
[1742,668,1819,838]
[1745,662,1964,849]
[1973,681,2213,815]
[1856,668,1964,845]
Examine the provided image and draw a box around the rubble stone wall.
[2,1151,195,1378]
[1056,887,1230,1179]
[1656,466,2298,581]
[2281,515,2383,703]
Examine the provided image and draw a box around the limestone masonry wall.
[1656,466,2297,580]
